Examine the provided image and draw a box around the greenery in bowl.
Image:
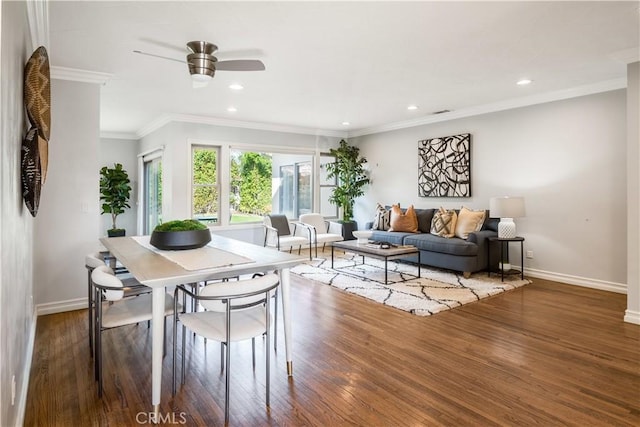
[153,219,207,232]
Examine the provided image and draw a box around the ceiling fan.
[134,41,265,87]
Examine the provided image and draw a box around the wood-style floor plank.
[25,275,640,426]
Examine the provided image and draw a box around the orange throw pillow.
[389,204,418,233]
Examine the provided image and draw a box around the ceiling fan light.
[191,73,212,83]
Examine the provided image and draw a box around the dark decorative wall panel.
[418,133,471,197]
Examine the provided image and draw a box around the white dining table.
[100,234,305,415]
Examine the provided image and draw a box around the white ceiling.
[48,1,639,138]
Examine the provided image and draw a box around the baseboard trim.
[624,309,640,325]
[16,307,38,427]
[524,267,627,294]
[36,297,87,316]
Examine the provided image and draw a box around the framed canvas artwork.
[418,133,471,197]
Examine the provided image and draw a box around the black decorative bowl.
[150,228,211,250]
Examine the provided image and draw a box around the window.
[319,153,338,218]
[142,153,162,234]
[230,148,314,223]
[192,146,220,225]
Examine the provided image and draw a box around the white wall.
[139,121,340,244]
[352,90,627,291]
[0,2,35,425]
[34,79,101,311]
[626,62,640,324]
[99,138,138,236]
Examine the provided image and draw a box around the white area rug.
[291,249,531,316]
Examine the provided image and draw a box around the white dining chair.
[91,265,178,397]
[172,273,280,425]
[298,213,344,258]
[85,252,150,357]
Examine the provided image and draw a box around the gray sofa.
[366,207,500,277]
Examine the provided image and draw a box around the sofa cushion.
[372,203,391,230]
[455,207,486,239]
[404,233,479,257]
[415,208,435,233]
[370,230,412,246]
[389,204,418,233]
[430,207,457,238]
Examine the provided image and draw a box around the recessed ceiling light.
[227,106,237,112]
[342,121,350,126]
[517,79,533,85]
[229,83,244,90]
[407,105,418,110]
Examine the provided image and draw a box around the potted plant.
[100,163,132,237]
[150,219,211,250]
[325,139,370,238]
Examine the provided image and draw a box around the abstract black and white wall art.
[418,133,471,197]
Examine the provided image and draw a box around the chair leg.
[266,291,271,407]
[224,309,231,425]
[88,269,94,357]
[172,295,178,396]
[252,338,256,370]
[95,290,103,397]
[181,323,186,385]
[220,342,225,372]
[274,289,278,351]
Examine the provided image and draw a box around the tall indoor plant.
[100,163,132,237]
[325,139,370,223]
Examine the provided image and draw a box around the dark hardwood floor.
[25,275,639,426]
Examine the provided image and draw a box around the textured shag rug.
[291,249,531,316]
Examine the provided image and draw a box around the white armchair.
[298,213,344,258]
[263,214,310,257]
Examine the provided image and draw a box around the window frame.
[190,143,222,226]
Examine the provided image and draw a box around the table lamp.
[490,196,526,238]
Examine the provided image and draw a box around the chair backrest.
[265,214,291,236]
[85,252,105,269]
[198,273,279,312]
[91,265,124,301]
[299,213,327,233]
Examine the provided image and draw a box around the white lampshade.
[490,196,525,238]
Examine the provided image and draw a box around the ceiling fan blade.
[215,59,265,71]
[133,50,186,64]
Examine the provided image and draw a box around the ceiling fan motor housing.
[187,41,218,79]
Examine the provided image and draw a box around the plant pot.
[339,220,358,241]
[150,228,211,250]
[107,229,126,237]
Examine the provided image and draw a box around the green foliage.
[100,163,132,230]
[154,219,207,232]
[325,140,370,222]
[192,149,218,216]
[235,152,272,215]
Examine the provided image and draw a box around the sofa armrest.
[365,221,374,230]
[468,229,499,270]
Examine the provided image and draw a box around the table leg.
[279,267,293,376]
[331,246,334,269]
[151,288,164,416]
[385,258,388,284]
[500,242,505,282]
[520,240,524,280]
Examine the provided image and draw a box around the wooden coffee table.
[331,240,420,284]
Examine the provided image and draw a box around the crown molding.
[348,78,627,137]
[50,66,113,85]
[100,131,139,140]
[135,113,347,139]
